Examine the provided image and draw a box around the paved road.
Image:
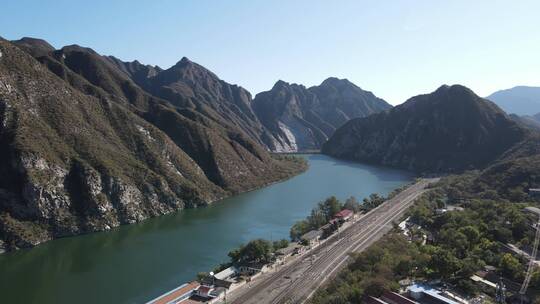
[226,178,439,304]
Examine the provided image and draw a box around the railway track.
[227,178,438,304]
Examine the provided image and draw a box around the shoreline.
[0,156,309,255]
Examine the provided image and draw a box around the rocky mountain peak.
[272,80,290,89]
[319,77,351,87]
[60,44,98,55]
[13,37,55,50]
[253,78,391,152]
[323,85,527,173]
[11,37,55,57]
[178,56,192,65]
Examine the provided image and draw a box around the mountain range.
[323,85,538,173]
[252,78,391,151]
[487,86,540,116]
[0,37,305,250]
[0,37,396,250]
[2,36,539,252]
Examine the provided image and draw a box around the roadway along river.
[0,154,413,304]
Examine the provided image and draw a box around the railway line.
[226,178,438,304]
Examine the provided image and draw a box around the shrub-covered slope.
[323,85,533,173]
[0,38,305,251]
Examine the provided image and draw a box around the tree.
[530,268,540,290]
[307,208,327,229]
[362,277,388,297]
[273,239,289,250]
[319,196,343,220]
[344,196,361,213]
[430,248,461,280]
[439,229,469,258]
[459,226,480,246]
[362,194,385,211]
[459,256,485,278]
[290,220,310,241]
[500,253,523,280]
[197,272,210,282]
[228,239,274,264]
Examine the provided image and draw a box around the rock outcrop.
[252,78,391,152]
[0,38,306,251]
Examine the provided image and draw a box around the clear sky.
[1,0,539,104]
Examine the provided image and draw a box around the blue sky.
[2,0,539,104]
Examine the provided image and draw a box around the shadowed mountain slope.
[0,38,305,251]
[323,85,533,173]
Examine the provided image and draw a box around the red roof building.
[334,209,354,221]
[146,281,200,304]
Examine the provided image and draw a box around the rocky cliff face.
[252,78,391,152]
[0,38,306,251]
[323,85,531,173]
[126,56,280,151]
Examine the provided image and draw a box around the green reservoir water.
[0,154,413,304]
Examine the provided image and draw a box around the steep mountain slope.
[130,56,281,150]
[509,114,540,131]
[252,78,391,151]
[487,86,540,115]
[11,38,300,191]
[323,85,531,173]
[0,38,305,251]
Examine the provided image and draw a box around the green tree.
[439,229,469,258]
[500,253,523,280]
[273,239,289,250]
[459,226,480,246]
[197,272,210,281]
[319,196,343,220]
[228,239,274,264]
[290,220,310,241]
[362,193,385,211]
[430,248,461,280]
[307,208,327,229]
[530,268,540,290]
[344,196,361,213]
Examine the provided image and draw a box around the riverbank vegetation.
[228,238,289,265]
[311,167,540,304]
[289,196,376,241]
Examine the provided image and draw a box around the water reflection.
[0,155,414,304]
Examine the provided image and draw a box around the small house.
[334,209,354,222]
[408,284,464,304]
[213,266,238,288]
[275,244,298,262]
[237,262,267,276]
[301,229,322,246]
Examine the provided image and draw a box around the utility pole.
[495,277,506,304]
[519,215,540,304]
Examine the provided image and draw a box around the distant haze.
[487,86,540,116]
